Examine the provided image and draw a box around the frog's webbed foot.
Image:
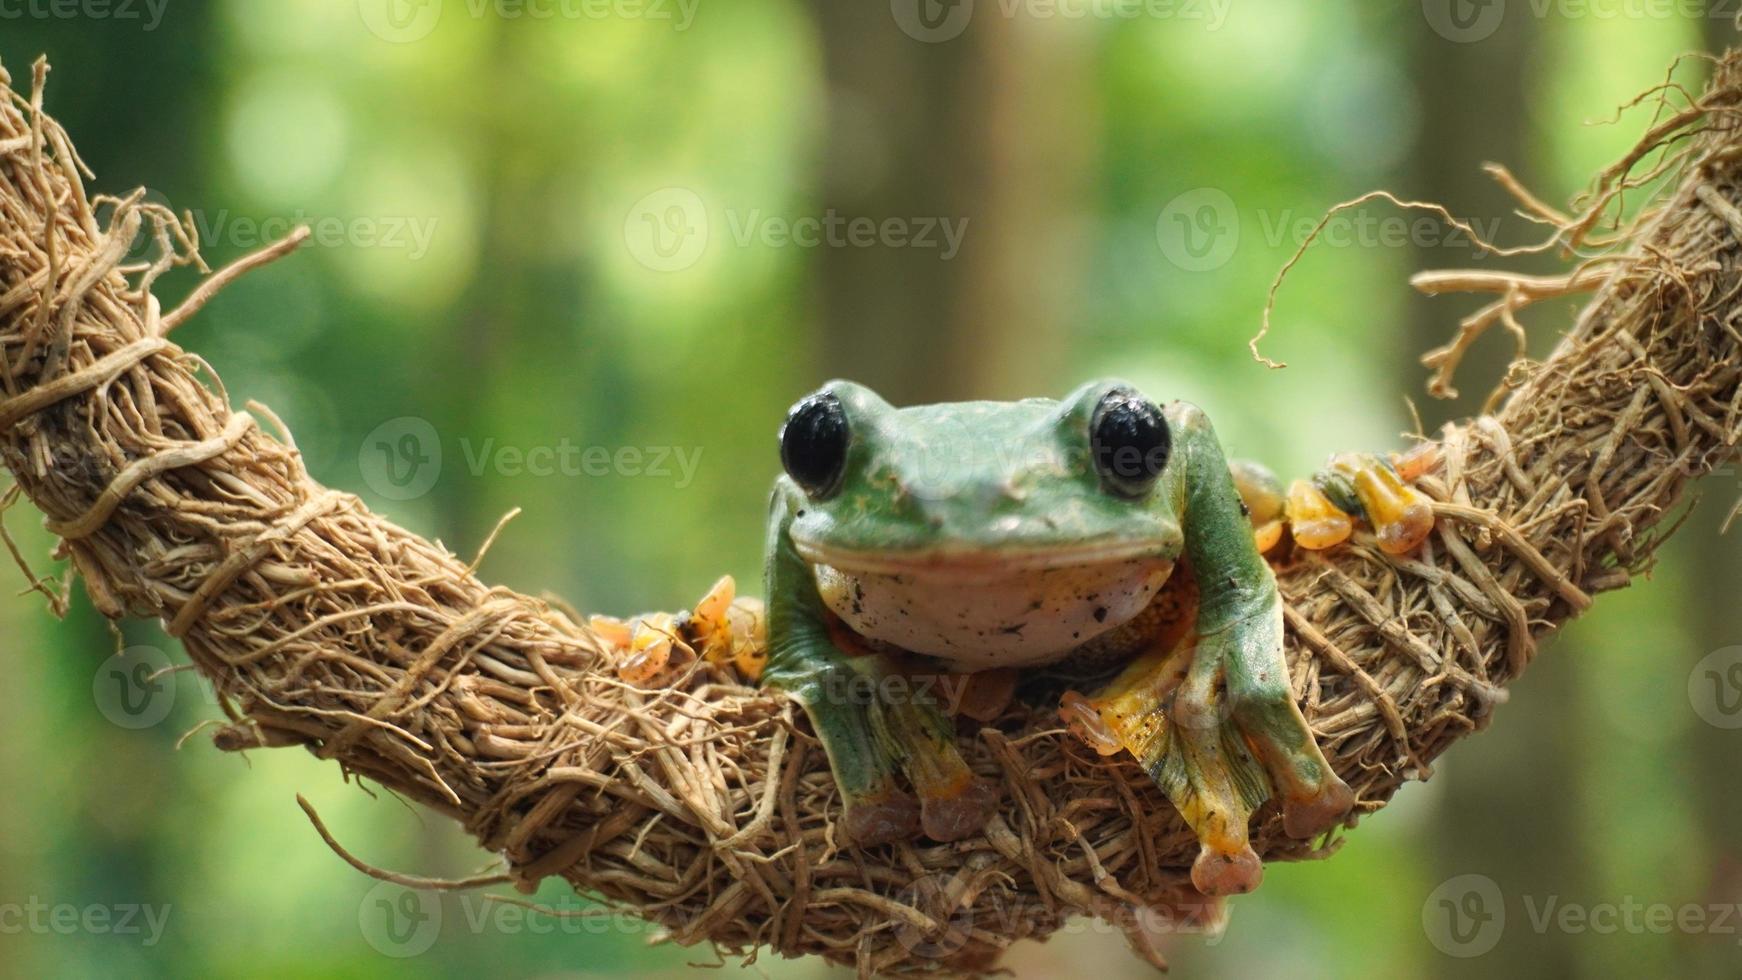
[1061,603,1353,896]
[1228,459,1287,554]
[1292,450,1436,555]
[876,687,1000,841]
[1157,673,1271,896]
[777,662,918,845]
[774,658,997,846]
[1064,641,1269,895]
[1219,597,1355,839]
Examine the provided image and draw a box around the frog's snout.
[902,461,1069,539]
[892,470,1019,510]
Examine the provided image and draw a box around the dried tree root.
[2,51,1741,977]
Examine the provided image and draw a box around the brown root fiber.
[3,50,1742,977]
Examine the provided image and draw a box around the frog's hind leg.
[775,658,922,845]
[765,485,996,845]
[769,648,999,845]
[1307,452,1435,555]
[869,678,999,842]
[1228,459,1285,525]
[1228,459,1286,554]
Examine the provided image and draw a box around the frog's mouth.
[800,537,1178,664]
[791,536,1174,579]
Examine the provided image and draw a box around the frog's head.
[775,379,1186,666]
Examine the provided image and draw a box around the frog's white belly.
[811,558,1174,669]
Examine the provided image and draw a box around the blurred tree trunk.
[807,7,1087,403]
[945,24,1095,399]
[0,17,221,979]
[808,2,963,404]
[429,19,521,886]
[1406,13,1586,980]
[436,26,517,543]
[1682,502,1742,977]
[1687,14,1742,980]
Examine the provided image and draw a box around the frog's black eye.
[780,392,851,498]
[1090,389,1170,497]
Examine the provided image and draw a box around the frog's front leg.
[1073,406,1353,895]
[761,487,996,845]
[1172,405,1354,887]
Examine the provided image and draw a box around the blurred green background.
[1,1,1739,977]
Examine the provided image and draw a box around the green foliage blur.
[0,2,1738,977]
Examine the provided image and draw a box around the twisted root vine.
[1,50,1740,976]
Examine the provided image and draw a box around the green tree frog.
[760,379,1417,897]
